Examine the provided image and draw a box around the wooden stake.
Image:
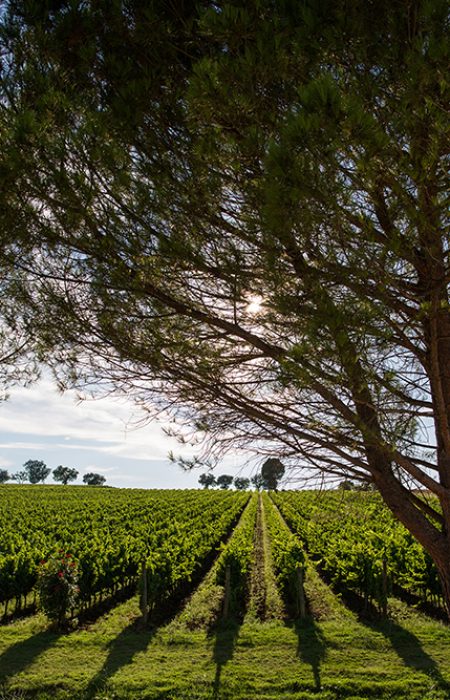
[140,562,148,624]
[223,565,231,619]
[382,555,388,616]
[296,566,306,619]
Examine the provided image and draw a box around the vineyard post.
[363,560,370,613]
[140,562,148,624]
[296,566,306,619]
[223,565,231,619]
[381,556,388,617]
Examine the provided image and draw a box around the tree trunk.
[348,327,450,618]
[417,238,450,615]
[372,464,450,618]
[428,307,450,521]
[416,224,450,526]
[433,551,450,618]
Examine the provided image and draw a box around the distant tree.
[82,472,106,486]
[0,469,9,483]
[261,458,285,491]
[23,459,51,484]
[216,474,233,490]
[53,465,79,485]
[355,481,376,492]
[338,479,356,491]
[198,472,216,489]
[251,473,265,491]
[11,470,27,484]
[234,477,250,491]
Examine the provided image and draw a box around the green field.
[1,486,449,700]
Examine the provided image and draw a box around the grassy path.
[1,596,450,699]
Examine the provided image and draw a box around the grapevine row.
[272,490,444,612]
[215,493,258,616]
[0,486,248,616]
[262,494,305,614]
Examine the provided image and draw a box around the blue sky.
[0,376,250,489]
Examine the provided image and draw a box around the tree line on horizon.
[0,460,106,486]
[199,458,285,491]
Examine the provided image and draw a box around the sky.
[0,375,252,489]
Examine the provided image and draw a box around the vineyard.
[1,485,450,700]
[0,486,248,618]
[272,491,445,615]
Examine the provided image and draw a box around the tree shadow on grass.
[368,616,450,691]
[83,618,157,698]
[0,630,61,681]
[1,603,37,627]
[294,618,327,691]
[209,618,241,700]
[77,582,137,627]
[83,588,199,699]
[83,621,157,700]
[335,587,450,691]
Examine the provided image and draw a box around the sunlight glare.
[246,295,263,314]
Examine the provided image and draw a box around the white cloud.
[0,442,50,450]
[0,376,187,462]
[106,472,143,483]
[0,376,256,488]
[82,465,118,474]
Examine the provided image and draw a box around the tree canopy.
[53,465,79,485]
[82,473,106,487]
[251,474,265,492]
[1,1,450,612]
[233,477,250,491]
[23,460,51,484]
[11,471,27,484]
[216,474,234,490]
[261,458,285,491]
[198,472,216,489]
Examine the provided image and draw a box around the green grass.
[1,592,450,700]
